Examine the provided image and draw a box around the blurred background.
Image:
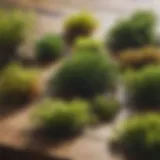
[0,1,160,160]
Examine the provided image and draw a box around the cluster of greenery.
[0,10,32,68]
[73,37,104,54]
[112,113,160,160]
[0,9,40,107]
[64,11,98,45]
[106,10,160,160]
[35,34,65,63]
[33,99,91,136]
[119,46,160,70]
[1,8,160,159]
[125,65,160,109]
[0,64,39,105]
[92,96,120,121]
[35,11,98,62]
[33,9,160,160]
[106,10,156,53]
[0,9,119,137]
[51,53,118,98]
[33,97,120,136]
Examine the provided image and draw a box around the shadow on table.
[0,144,70,160]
